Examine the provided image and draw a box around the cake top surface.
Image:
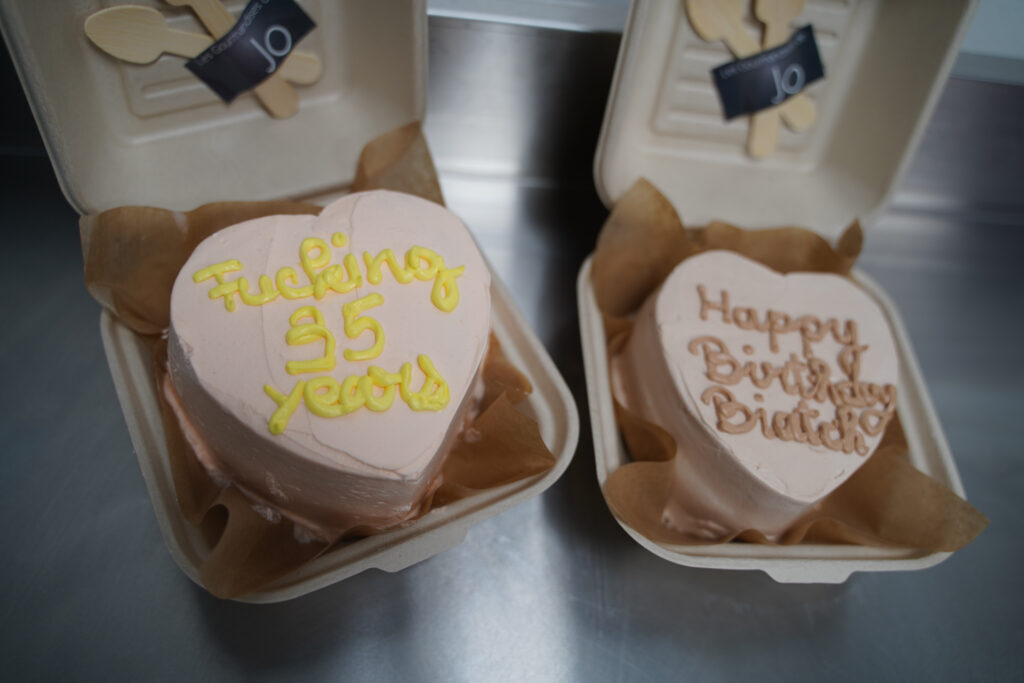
[654,250,899,501]
[170,190,491,478]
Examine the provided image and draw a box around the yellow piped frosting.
[193,260,243,311]
[341,293,385,362]
[263,354,450,434]
[192,238,464,314]
[284,305,336,375]
[237,275,279,306]
[299,236,331,284]
[190,228,466,435]
[364,249,415,285]
[167,191,492,536]
[276,267,312,299]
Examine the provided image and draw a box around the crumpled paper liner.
[81,121,556,598]
[595,178,987,551]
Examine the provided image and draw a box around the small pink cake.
[165,191,491,541]
[612,250,899,540]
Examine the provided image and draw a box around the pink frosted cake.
[611,250,899,540]
[165,190,491,541]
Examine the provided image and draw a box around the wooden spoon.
[164,0,299,118]
[85,5,322,85]
[757,0,806,47]
[755,0,815,132]
[687,0,816,136]
[688,0,758,56]
[746,0,809,157]
[85,5,209,62]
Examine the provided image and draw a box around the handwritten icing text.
[690,285,897,455]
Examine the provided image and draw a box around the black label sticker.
[711,25,824,120]
[186,0,315,103]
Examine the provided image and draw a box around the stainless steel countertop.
[2,17,1022,682]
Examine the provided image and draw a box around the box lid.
[594,0,977,241]
[0,0,426,214]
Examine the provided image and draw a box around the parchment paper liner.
[81,122,556,598]
[594,178,987,550]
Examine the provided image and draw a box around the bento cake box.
[582,0,977,583]
[2,0,579,601]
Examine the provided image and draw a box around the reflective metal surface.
[2,17,1022,681]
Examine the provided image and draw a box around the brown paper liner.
[82,122,556,598]
[352,120,446,207]
[81,201,323,336]
[596,178,987,551]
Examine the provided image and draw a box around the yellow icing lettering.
[406,247,463,312]
[276,267,313,299]
[284,306,337,375]
[360,376,397,411]
[369,366,403,388]
[364,249,415,285]
[303,374,384,418]
[366,246,463,312]
[299,237,331,284]
[304,377,346,417]
[193,260,243,311]
[338,375,366,412]
[431,265,464,312]
[314,254,362,299]
[237,275,279,306]
[264,355,449,434]
[208,281,241,311]
[342,293,385,361]
[313,265,340,299]
[193,260,242,284]
[407,246,441,280]
[339,254,364,291]
[264,380,305,435]
[200,237,464,312]
[399,354,450,411]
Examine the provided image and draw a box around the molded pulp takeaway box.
[579,0,977,583]
[1,0,579,601]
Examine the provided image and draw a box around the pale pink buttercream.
[611,250,899,540]
[167,191,491,538]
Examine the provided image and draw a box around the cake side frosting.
[611,250,898,540]
[167,191,491,538]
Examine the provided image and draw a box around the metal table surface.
[2,17,1022,682]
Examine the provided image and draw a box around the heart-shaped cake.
[165,191,491,540]
[612,250,899,540]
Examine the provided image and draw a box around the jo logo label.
[711,26,825,120]
[250,25,294,74]
[186,0,316,102]
[771,63,806,104]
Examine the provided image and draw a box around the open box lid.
[594,0,977,242]
[0,0,426,214]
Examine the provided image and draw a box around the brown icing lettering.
[795,401,823,447]
[772,411,795,441]
[697,285,859,354]
[697,285,731,324]
[701,386,880,455]
[700,386,757,434]
[690,285,896,457]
